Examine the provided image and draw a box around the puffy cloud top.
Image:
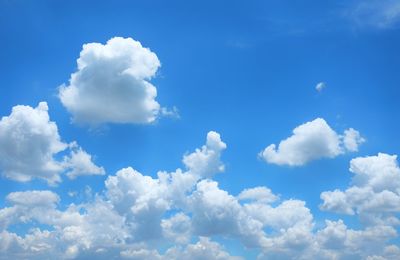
[183,131,227,177]
[320,153,400,225]
[59,37,169,125]
[260,118,364,166]
[0,102,66,183]
[0,131,399,259]
[0,102,104,184]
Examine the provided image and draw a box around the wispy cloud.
[347,0,400,29]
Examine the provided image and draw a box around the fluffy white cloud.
[0,131,399,260]
[63,143,105,179]
[120,237,243,260]
[343,128,365,152]
[161,213,192,244]
[0,102,104,184]
[0,102,66,184]
[320,153,400,226]
[237,187,278,204]
[259,118,364,166]
[6,190,59,208]
[183,131,227,177]
[164,237,243,260]
[59,37,172,125]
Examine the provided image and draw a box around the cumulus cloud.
[59,37,174,125]
[0,102,104,184]
[164,237,243,260]
[343,128,365,152]
[183,131,227,177]
[237,187,278,204]
[320,153,400,226]
[0,131,398,259]
[0,102,66,183]
[259,118,364,166]
[63,142,105,179]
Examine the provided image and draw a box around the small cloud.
[316,82,326,92]
[259,118,364,166]
[67,191,77,197]
[160,106,180,119]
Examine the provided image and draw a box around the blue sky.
[1,0,400,259]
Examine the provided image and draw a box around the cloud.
[182,131,227,177]
[164,237,243,260]
[0,102,66,184]
[0,131,399,259]
[315,82,326,92]
[6,190,60,207]
[320,153,400,226]
[343,128,365,152]
[63,142,105,179]
[347,0,400,29]
[59,37,173,125]
[237,187,278,204]
[0,102,104,184]
[259,118,364,166]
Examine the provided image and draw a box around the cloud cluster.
[321,153,400,225]
[59,37,172,125]
[0,102,104,184]
[0,132,398,259]
[259,118,365,166]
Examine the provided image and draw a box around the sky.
[0,0,400,259]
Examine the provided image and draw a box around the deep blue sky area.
[0,0,399,259]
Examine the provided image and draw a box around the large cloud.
[0,131,399,259]
[0,102,104,184]
[59,37,173,125]
[259,118,365,166]
[320,153,400,225]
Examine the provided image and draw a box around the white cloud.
[0,102,105,184]
[183,131,227,177]
[161,213,192,244]
[0,102,66,184]
[164,237,243,260]
[315,82,326,92]
[320,153,400,226]
[343,128,365,152]
[59,37,171,125]
[63,143,105,179]
[6,190,59,208]
[237,187,278,204]
[120,237,243,260]
[0,131,399,260]
[259,118,364,166]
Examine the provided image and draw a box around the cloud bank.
[0,131,399,259]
